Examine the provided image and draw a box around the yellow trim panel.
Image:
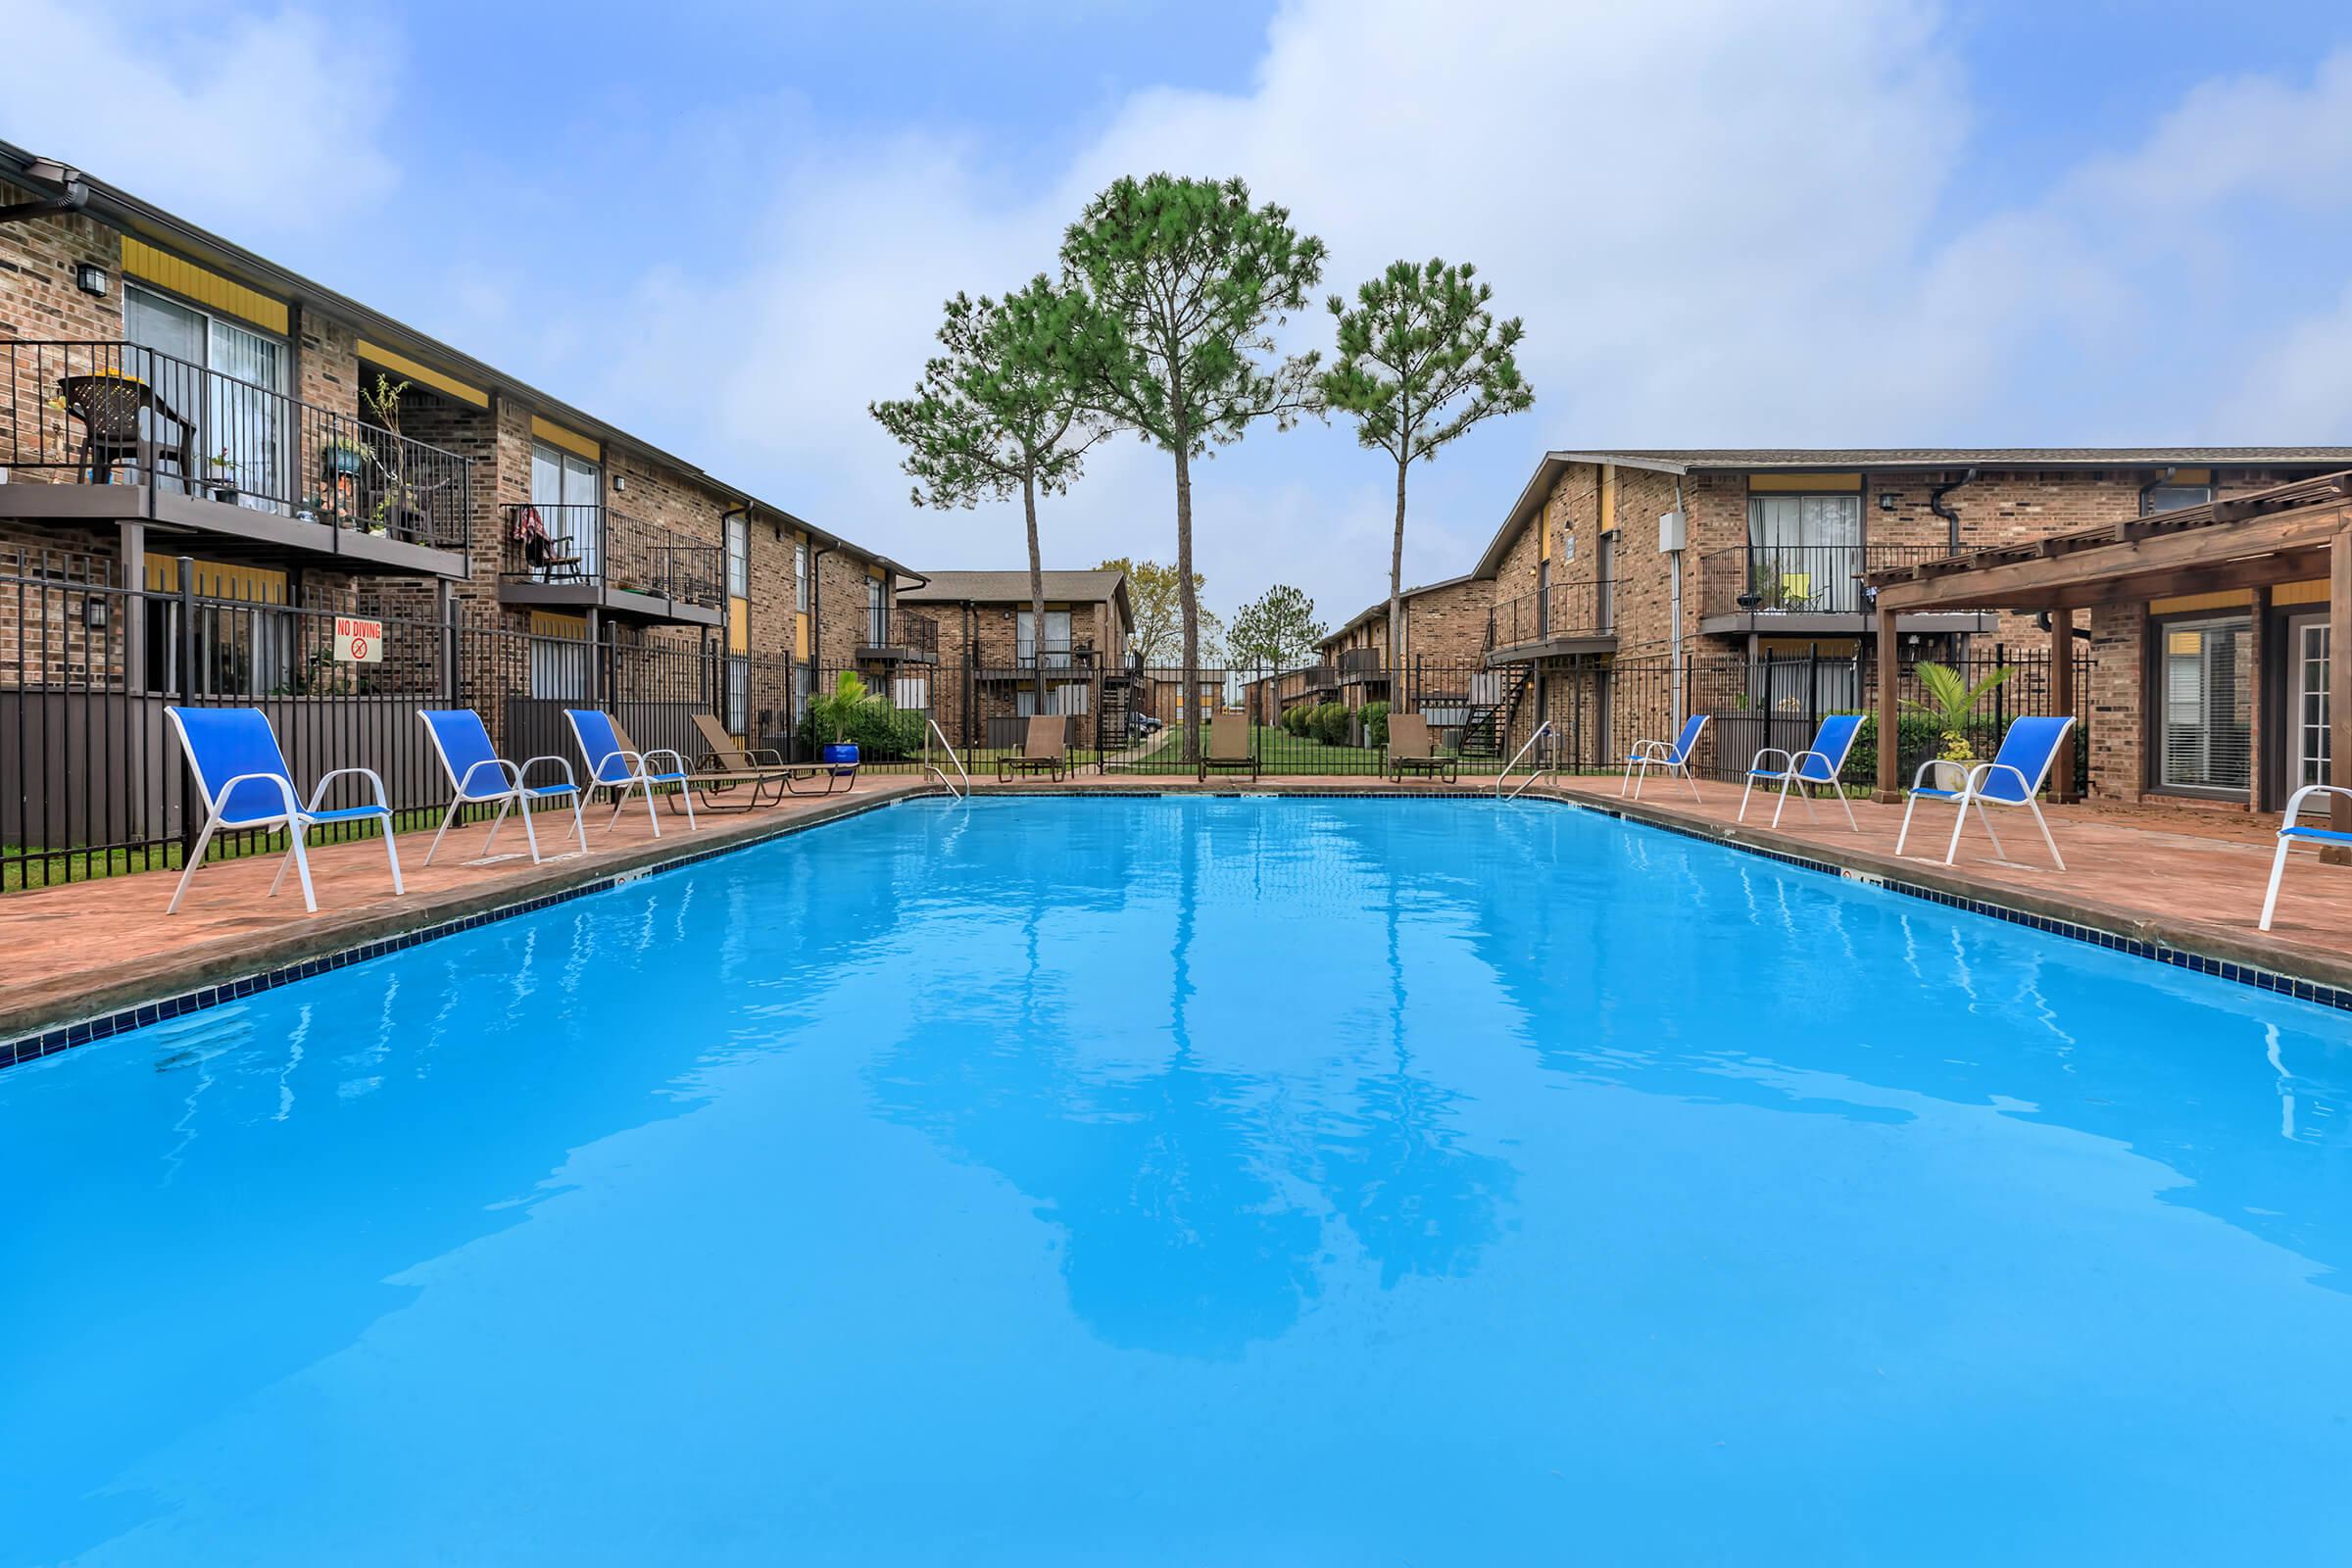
[530,416,602,462]
[121,238,288,335]
[1748,472,1863,492]
[357,340,489,408]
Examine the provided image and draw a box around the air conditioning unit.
[1657,510,1686,553]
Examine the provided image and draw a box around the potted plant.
[322,435,371,477]
[812,669,876,766]
[1903,659,2012,791]
[205,447,240,503]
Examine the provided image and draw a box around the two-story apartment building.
[0,144,915,759]
[895,568,1133,750]
[1467,449,2352,774]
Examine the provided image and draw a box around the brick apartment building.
[894,568,1133,750]
[0,143,915,760]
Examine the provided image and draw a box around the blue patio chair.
[418,710,587,866]
[2259,784,2352,932]
[164,706,404,914]
[1739,712,1864,830]
[1621,712,1708,802]
[1895,714,2075,869]
[564,709,697,837]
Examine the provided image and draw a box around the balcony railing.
[1337,647,1386,678]
[1301,660,1339,690]
[1487,576,1612,653]
[2,339,470,551]
[499,503,723,610]
[1698,544,1952,618]
[858,609,938,658]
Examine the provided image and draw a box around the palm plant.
[1902,660,2012,761]
[811,669,877,745]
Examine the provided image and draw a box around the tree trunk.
[1389,455,1407,707]
[1024,468,1048,733]
[1175,439,1200,766]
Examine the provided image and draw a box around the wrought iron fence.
[2,339,471,551]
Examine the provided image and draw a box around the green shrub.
[1312,702,1352,747]
[1282,704,1313,737]
[1360,701,1391,751]
[799,699,927,760]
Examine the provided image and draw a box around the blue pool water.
[4,796,2350,1564]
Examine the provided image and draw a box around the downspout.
[1929,467,1977,553]
[0,161,88,225]
[2137,466,2176,516]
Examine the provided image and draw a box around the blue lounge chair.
[1621,712,1708,801]
[418,710,586,866]
[1739,712,1864,830]
[565,709,697,837]
[1895,714,2075,869]
[164,706,404,914]
[2259,784,2352,932]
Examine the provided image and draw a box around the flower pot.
[1929,760,1972,792]
[325,447,368,476]
[822,742,860,766]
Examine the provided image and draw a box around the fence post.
[174,556,197,861]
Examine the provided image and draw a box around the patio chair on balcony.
[1739,713,1864,831]
[998,714,1067,783]
[2259,784,2352,932]
[1895,714,2075,870]
[418,710,586,865]
[1621,713,1708,802]
[686,712,850,806]
[565,709,697,837]
[1200,710,1258,783]
[164,706,404,915]
[60,370,195,487]
[1389,712,1458,784]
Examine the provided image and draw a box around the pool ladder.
[1495,722,1554,801]
[925,718,972,800]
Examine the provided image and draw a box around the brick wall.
[2086,601,2146,803]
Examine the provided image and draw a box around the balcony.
[1696,544,1992,636]
[0,339,469,575]
[1337,647,1387,681]
[856,609,939,663]
[1300,660,1339,693]
[499,503,723,626]
[1486,577,1613,661]
[975,640,1102,681]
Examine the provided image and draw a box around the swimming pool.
[4,795,2349,1563]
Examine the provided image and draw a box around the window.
[794,543,809,613]
[891,673,930,711]
[529,632,591,700]
[2158,617,2251,795]
[144,600,295,696]
[724,654,750,732]
[867,575,887,645]
[725,514,749,600]
[1017,609,1072,667]
[123,284,287,509]
[530,440,603,577]
[2291,619,2331,791]
[793,662,813,724]
[1747,494,1864,612]
[2145,483,2215,514]
[1015,681,1090,716]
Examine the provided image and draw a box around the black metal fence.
[3,339,471,550]
[0,552,951,890]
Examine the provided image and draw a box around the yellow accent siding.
[1748,472,1863,492]
[728,598,750,654]
[1599,464,1620,533]
[120,239,288,335]
[2150,590,2255,614]
[529,416,601,462]
[356,341,489,408]
[2274,579,2330,607]
[794,612,811,661]
[142,556,288,601]
[529,611,588,640]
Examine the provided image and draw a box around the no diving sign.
[334,615,384,663]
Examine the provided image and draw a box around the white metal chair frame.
[2259,783,2352,932]
[166,711,404,915]
[582,746,698,837]
[1740,740,1860,831]
[1621,717,1707,803]
[420,746,587,867]
[1894,720,2074,871]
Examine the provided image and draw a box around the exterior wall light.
[74,264,108,297]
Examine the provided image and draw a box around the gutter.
[0,157,87,225]
[2137,466,2177,516]
[1930,468,1977,553]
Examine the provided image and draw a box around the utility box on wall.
[1657,510,1687,553]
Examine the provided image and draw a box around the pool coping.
[6,780,2346,1070]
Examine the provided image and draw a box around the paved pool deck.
[7,769,2349,1056]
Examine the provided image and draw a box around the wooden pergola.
[1865,471,2352,830]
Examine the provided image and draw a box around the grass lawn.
[1118,722,1396,774]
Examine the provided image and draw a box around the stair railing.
[1495,721,1554,800]
[925,716,971,800]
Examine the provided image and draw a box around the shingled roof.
[897,569,1129,612]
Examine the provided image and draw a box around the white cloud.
[0,0,402,242]
[2218,283,2352,440]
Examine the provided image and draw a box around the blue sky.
[12,0,2352,628]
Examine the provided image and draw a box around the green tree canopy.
[1101,556,1224,668]
[1320,258,1532,671]
[1063,174,1325,758]
[1228,583,1327,672]
[870,275,1109,708]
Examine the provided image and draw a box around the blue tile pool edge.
[6,786,2346,1071]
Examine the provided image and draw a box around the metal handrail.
[926,717,970,800]
[1495,721,1554,800]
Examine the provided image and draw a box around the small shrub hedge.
[1311,702,1352,747]
[1360,701,1391,751]
[799,701,928,760]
